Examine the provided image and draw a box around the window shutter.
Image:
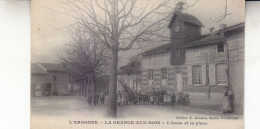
[187,66,192,86]
[209,64,216,85]
[201,64,206,85]
[142,70,148,86]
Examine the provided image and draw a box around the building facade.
[140,12,244,112]
[117,61,142,92]
[31,62,73,96]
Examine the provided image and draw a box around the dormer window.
[217,43,224,53]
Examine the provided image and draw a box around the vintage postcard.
[31,0,245,129]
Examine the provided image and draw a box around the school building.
[140,12,244,112]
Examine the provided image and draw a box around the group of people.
[86,85,234,114]
[176,92,190,106]
[116,89,190,106]
[87,91,105,106]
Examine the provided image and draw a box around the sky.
[31,0,245,66]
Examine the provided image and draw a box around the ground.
[31,96,243,129]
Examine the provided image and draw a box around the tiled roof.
[141,34,225,55]
[184,34,226,48]
[31,62,69,74]
[168,12,203,28]
[38,62,68,72]
[141,22,244,55]
[31,63,46,74]
[218,22,245,33]
[142,43,170,55]
[118,62,141,74]
[117,68,125,74]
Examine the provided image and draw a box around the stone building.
[140,12,244,112]
[31,62,73,96]
[117,60,142,92]
[31,62,110,97]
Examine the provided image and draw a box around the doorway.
[176,73,183,92]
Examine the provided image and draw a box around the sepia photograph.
[30,0,244,128]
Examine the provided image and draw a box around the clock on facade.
[175,25,180,32]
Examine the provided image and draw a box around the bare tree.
[57,26,110,105]
[52,0,203,117]
[55,0,178,117]
[211,0,232,22]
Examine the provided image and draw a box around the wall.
[183,22,202,43]
[52,72,70,95]
[31,72,70,96]
[185,43,228,93]
[227,30,244,113]
[142,51,171,70]
[31,74,52,96]
[185,44,227,64]
[117,72,141,92]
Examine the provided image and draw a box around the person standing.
[122,91,126,105]
[223,86,234,114]
[163,92,167,105]
[176,92,180,105]
[171,92,176,106]
[100,91,105,105]
[95,93,99,105]
[184,93,190,106]
[133,93,138,105]
[117,91,122,106]
[87,95,92,106]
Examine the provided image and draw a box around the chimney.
[174,2,185,12]
[219,24,227,30]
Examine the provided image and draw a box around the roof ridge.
[36,62,47,72]
[37,62,59,65]
[168,12,203,28]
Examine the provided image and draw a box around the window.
[52,75,57,82]
[194,47,201,56]
[148,69,154,85]
[148,69,153,80]
[217,43,224,53]
[148,55,152,63]
[192,65,202,85]
[161,68,168,79]
[216,64,228,85]
[176,50,181,59]
[161,68,168,86]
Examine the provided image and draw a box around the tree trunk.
[93,36,97,106]
[91,75,96,106]
[84,78,87,97]
[107,48,118,118]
